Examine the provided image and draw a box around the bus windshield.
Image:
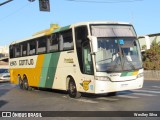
[90,24,142,72]
[95,38,142,72]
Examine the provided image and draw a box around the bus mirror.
[88,36,98,53]
[92,36,98,53]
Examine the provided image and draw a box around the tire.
[68,78,81,98]
[18,76,23,89]
[107,92,116,96]
[23,77,29,90]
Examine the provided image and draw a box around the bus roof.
[10,21,132,46]
[10,33,45,46]
[72,21,131,27]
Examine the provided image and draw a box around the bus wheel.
[18,76,23,89]
[107,92,116,96]
[68,78,81,98]
[23,77,29,90]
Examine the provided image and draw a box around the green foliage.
[143,37,160,70]
[142,45,147,50]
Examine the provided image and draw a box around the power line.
[0,3,31,22]
[0,0,13,6]
[66,0,144,3]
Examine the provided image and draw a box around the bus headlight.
[95,76,111,81]
[137,73,143,78]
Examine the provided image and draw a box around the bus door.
[82,41,93,75]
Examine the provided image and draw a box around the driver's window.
[82,42,93,75]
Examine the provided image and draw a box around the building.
[138,33,160,52]
[0,46,9,58]
[0,46,9,68]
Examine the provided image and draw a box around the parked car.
[0,68,10,82]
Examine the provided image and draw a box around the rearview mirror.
[88,36,98,53]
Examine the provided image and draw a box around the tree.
[143,36,160,70]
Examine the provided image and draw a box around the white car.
[0,68,10,82]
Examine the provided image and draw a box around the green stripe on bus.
[127,72,133,76]
[120,72,128,77]
[53,25,70,33]
[120,71,134,77]
[39,54,52,87]
[45,52,60,88]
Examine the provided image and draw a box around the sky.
[0,0,160,46]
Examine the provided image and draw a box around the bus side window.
[63,30,73,50]
[15,44,21,57]
[50,34,59,52]
[59,29,74,51]
[22,43,27,56]
[29,40,36,55]
[9,45,14,58]
[38,37,47,54]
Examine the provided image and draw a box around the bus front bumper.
[94,77,144,94]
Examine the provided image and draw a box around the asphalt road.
[0,80,160,120]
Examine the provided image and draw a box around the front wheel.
[107,92,117,96]
[68,78,81,98]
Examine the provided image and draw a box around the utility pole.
[0,0,13,6]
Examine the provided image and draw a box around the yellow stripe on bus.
[10,55,45,87]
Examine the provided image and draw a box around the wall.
[144,70,160,80]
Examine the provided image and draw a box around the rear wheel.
[23,76,29,90]
[68,78,81,98]
[18,76,23,89]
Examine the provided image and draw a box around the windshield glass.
[96,37,142,72]
[91,24,136,37]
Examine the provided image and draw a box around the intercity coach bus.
[9,21,144,98]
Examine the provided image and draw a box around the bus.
[9,21,144,98]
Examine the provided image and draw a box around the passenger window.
[59,29,74,51]
[50,34,59,52]
[29,40,36,55]
[63,30,73,50]
[38,37,47,54]
[22,43,27,56]
[15,44,21,57]
[9,45,14,58]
